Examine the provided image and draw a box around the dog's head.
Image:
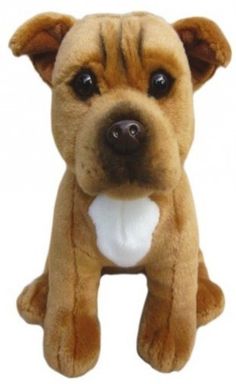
[10,12,231,198]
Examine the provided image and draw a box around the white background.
[1,0,236,383]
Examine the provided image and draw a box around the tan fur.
[9,13,76,84]
[10,12,230,377]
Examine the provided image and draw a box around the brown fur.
[10,11,231,377]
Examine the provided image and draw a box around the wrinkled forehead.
[53,13,187,85]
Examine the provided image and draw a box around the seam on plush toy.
[71,179,78,377]
[161,257,177,368]
[57,338,62,373]
[172,195,182,367]
[162,196,179,368]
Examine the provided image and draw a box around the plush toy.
[10,11,231,377]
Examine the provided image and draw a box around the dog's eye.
[148,71,174,99]
[70,70,99,100]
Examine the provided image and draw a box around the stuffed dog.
[10,12,231,377]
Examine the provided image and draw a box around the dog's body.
[10,12,231,377]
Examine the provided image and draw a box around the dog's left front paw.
[138,325,194,372]
[137,298,196,373]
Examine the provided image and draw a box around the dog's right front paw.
[44,310,100,377]
[138,323,195,372]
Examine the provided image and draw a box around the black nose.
[105,120,145,155]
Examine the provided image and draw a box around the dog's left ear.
[173,17,231,90]
[9,12,76,86]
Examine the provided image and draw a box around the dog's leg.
[43,171,101,377]
[17,272,48,326]
[137,250,198,372]
[44,256,101,377]
[197,249,224,326]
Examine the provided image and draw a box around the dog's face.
[52,14,193,198]
[10,12,231,198]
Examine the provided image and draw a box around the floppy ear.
[9,12,76,86]
[173,17,231,90]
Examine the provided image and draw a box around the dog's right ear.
[9,12,76,86]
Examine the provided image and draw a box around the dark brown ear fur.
[173,17,231,90]
[9,12,75,85]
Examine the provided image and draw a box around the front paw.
[138,315,195,372]
[44,310,100,377]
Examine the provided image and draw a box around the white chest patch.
[88,194,160,267]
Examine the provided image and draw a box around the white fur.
[88,194,160,267]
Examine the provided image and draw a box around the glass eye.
[70,69,99,100]
[148,70,174,99]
